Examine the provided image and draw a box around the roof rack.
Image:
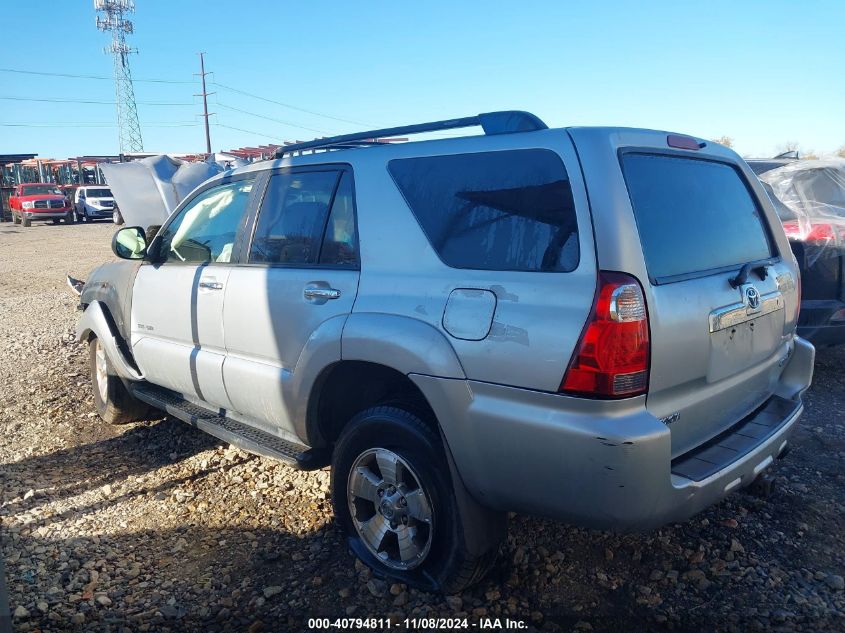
[274,110,547,158]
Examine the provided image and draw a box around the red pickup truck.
[9,183,74,227]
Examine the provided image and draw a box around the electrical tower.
[95,0,144,153]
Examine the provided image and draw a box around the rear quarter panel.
[347,130,597,392]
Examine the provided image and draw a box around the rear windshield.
[622,154,774,282]
[388,149,579,272]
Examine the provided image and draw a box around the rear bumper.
[412,336,815,531]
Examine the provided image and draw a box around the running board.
[131,384,328,470]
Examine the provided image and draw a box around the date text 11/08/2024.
[308,617,529,630]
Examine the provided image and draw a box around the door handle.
[304,287,341,300]
[199,281,224,290]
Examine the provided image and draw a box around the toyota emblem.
[745,286,761,310]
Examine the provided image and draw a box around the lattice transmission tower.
[95,0,144,153]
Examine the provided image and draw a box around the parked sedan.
[750,159,845,346]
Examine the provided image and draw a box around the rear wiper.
[729,262,769,288]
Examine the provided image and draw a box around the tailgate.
[569,128,801,457]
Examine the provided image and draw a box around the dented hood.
[99,154,246,228]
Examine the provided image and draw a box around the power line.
[213,123,283,141]
[0,66,378,128]
[216,102,329,135]
[0,95,193,106]
[0,67,194,84]
[212,81,375,127]
[1,122,200,128]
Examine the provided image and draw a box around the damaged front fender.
[76,301,144,381]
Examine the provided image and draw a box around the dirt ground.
[1,220,843,632]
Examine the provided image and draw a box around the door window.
[249,170,341,265]
[157,179,255,264]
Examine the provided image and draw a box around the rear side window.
[622,154,774,282]
[388,149,579,272]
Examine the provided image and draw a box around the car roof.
[217,124,711,182]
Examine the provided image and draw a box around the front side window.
[250,170,342,265]
[388,149,580,272]
[157,179,254,264]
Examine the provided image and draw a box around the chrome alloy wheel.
[347,448,434,570]
[94,339,109,403]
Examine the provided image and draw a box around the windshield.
[21,185,63,196]
[86,188,113,198]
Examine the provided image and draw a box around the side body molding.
[76,301,144,381]
[342,313,466,379]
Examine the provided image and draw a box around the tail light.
[560,272,650,398]
[781,220,836,243]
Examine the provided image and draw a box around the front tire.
[12,212,21,225]
[64,211,74,224]
[88,336,149,425]
[22,216,31,227]
[332,406,499,593]
[113,209,124,225]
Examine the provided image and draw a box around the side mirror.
[112,226,147,260]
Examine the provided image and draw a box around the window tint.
[622,154,774,281]
[388,150,579,272]
[158,179,254,264]
[250,170,340,265]
[319,172,358,267]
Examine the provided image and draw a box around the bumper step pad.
[131,384,327,470]
[671,395,799,482]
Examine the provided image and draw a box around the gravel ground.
[1,220,843,632]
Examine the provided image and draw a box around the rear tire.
[332,406,500,593]
[88,336,150,425]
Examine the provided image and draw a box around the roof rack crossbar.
[274,110,547,158]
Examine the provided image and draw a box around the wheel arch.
[306,360,438,449]
[76,301,143,381]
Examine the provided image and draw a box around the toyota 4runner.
[76,111,815,592]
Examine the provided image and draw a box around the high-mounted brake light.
[560,272,650,398]
[667,134,703,150]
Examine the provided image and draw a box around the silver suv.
[76,111,815,592]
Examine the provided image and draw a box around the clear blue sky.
[1,1,842,158]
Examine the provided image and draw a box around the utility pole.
[95,0,144,153]
[195,52,214,155]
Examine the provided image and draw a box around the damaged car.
[74,111,814,591]
[750,159,845,346]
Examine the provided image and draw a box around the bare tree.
[713,136,734,148]
[837,146,845,159]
